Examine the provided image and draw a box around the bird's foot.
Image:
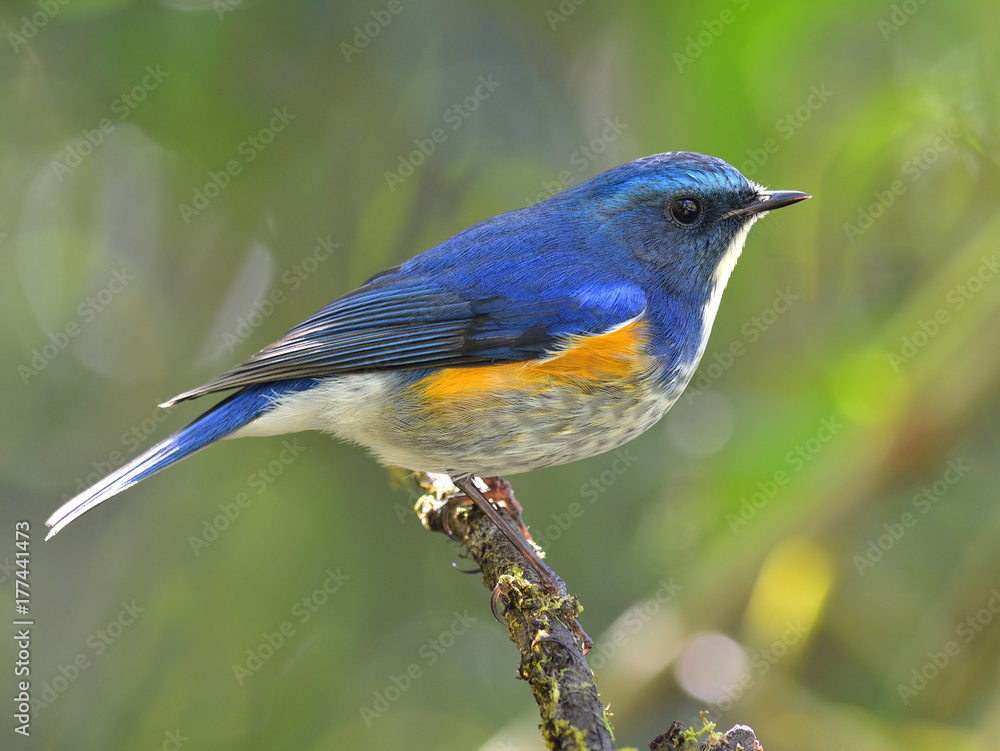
[452,475,563,593]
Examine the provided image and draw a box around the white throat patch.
[699,214,760,356]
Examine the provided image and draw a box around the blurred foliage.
[1,1,999,749]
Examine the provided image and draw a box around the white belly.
[231,370,678,476]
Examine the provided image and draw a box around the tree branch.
[650,719,764,751]
[416,474,613,750]
[413,474,763,751]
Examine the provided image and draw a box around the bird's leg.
[481,476,532,542]
[452,475,562,591]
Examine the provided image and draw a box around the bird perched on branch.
[47,151,808,578]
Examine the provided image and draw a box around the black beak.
[733,190,811,217]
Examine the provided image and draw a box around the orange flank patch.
[417,318,650,401]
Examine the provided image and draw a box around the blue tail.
[46,379,317,539]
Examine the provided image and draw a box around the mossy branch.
[415,474,613,751]
[413,474,763,751]
[649,718,764,751]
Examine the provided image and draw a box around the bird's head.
[572,151,809,306]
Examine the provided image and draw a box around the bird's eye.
[669,196,702,226]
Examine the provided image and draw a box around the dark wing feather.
[162,213,650,405]
[162,274,618,405]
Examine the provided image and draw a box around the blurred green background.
[2,1,999,749]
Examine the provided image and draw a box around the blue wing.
[163,211,648,405]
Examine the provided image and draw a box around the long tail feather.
[46,379,316,539]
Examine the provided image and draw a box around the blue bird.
[46,152,808,575]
